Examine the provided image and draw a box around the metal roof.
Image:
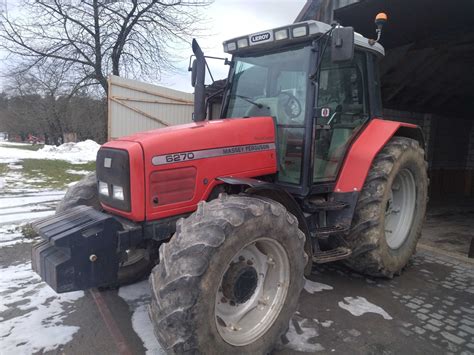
[333,0,474,118]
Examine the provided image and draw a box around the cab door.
[313,50,370,183]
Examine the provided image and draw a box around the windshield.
[223,45,312,185]
[224,45,312,125]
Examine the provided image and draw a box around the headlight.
[225,42,236,52]
[292,26,308,38]
[237,38,249,48]
[112,185,124,201]
[274,29,289,41]
[98,181,109,196]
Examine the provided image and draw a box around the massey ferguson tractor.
[32,14,428,354]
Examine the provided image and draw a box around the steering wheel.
[278,92,302,120]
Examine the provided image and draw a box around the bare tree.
[1,60,109,144]
[0,0,211,94]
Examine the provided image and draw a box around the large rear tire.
[56,172,153,286]
[149,194,306,354]
[345,137,428,277]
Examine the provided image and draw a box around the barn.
[296,0,474,256]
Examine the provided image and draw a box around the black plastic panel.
[96,147,131,212]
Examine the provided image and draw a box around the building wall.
[382,109,474,198]
[108,75,194,140]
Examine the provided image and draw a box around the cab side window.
[314,51,369,182]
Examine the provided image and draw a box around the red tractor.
[32,16,428,354]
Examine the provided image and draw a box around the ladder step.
[313,225,349,238]
[306,200,349,212]
[312,247,352,264]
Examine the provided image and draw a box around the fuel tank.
[100,117,277,221]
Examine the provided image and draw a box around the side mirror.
[191,59,197,87]
[331,27,354,62]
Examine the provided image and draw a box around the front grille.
[96,147,131,212]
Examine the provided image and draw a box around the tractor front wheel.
[345,137,428,277]
[149,194,306,354]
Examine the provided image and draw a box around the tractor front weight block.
[31,205,123,293]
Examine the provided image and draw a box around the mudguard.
[335,119,424,193]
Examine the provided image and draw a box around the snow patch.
[118,281,165,354]
[304,278,334,293]
[0,263,83,353]
[0,139,99,164]
[0,224,35,247]
[66,169,92,175]
[320,320,334,328]
[284,318,324,352]
[338,296,392,320]
[38,140,99,163]
[0,191,64,226]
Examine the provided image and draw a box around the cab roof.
[223,20,384,57]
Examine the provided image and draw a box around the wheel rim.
[215,238,290,346]
[384,168,417,249]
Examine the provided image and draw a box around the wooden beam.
[111,81,193,105]
[110,97,170,127]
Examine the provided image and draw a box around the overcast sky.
[161,0,307,92]
[1,0,307,93]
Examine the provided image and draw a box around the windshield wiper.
[235,95,266,109]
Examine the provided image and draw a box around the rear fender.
[335,119,424,193]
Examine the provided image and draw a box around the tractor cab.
[219,21,384,195]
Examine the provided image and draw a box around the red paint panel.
[150,167,197,206]
[335,119,418,193]
[100,140,145,222]
[102,117,277,221]
[142,117,277,220]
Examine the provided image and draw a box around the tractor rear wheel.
[345,137,428,277]
[149,194,306,354]
[56,172,153,286]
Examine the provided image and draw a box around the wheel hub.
[214,238,290,346]
[384,168,417,249]
[222,262,258,304]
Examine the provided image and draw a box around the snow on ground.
[0,191,64,226]
[304,278,334,294]
[0,262,84,353]
[283,317,325,352]
[0,224,37,247]
[0,139,100,164]
[0,141,96,353]
[66,169,92,175]
[118,281,165,355]
[338,296,393,320]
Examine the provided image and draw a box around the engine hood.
[112,117,276,157]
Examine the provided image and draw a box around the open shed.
[297,0,474,256]
[298,0,474,200]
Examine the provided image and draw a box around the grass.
[0,163,8,175]
[21,159,95,189]
[0,143,45,151]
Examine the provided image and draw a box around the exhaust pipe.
[192,39,206,122]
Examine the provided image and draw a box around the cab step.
[306,200,349,212]
[312,247,352,264]
[313,225,349,239]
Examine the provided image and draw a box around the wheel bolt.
[221,297,227,303]
[238,256,245,262]
[229,300,236,306]
[247,260,253,266]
